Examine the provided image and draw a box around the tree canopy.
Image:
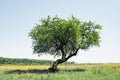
[29,15,102,71]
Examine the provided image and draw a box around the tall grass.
[0,64,120,80]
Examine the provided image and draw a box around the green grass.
[0,64,120,80]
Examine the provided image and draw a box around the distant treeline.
[0,57,75,65]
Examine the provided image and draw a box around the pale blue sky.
[0,0,120,63]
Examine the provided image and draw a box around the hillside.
[0,57,75,65]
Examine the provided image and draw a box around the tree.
[29,15,102,72]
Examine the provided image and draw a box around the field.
[0,64,120,80]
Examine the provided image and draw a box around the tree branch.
[65,47,79,61]
[61,46,66,60]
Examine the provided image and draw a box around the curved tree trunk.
[49,48,79,72]
[48,53,77,72]
[48,58,66,72]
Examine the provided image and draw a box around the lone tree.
[29,15,102,72]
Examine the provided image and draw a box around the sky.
[0,0,120,63]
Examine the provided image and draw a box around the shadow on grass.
[5,69,86,74]
[64,69,86,72]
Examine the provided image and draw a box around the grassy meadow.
[0,63,120,80]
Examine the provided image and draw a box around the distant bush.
[0,57,75,65]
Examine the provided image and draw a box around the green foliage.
[0,57,74,65]
[29,15,102,57]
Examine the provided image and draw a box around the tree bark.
[49,48,80,72]
[48,58,66,72]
